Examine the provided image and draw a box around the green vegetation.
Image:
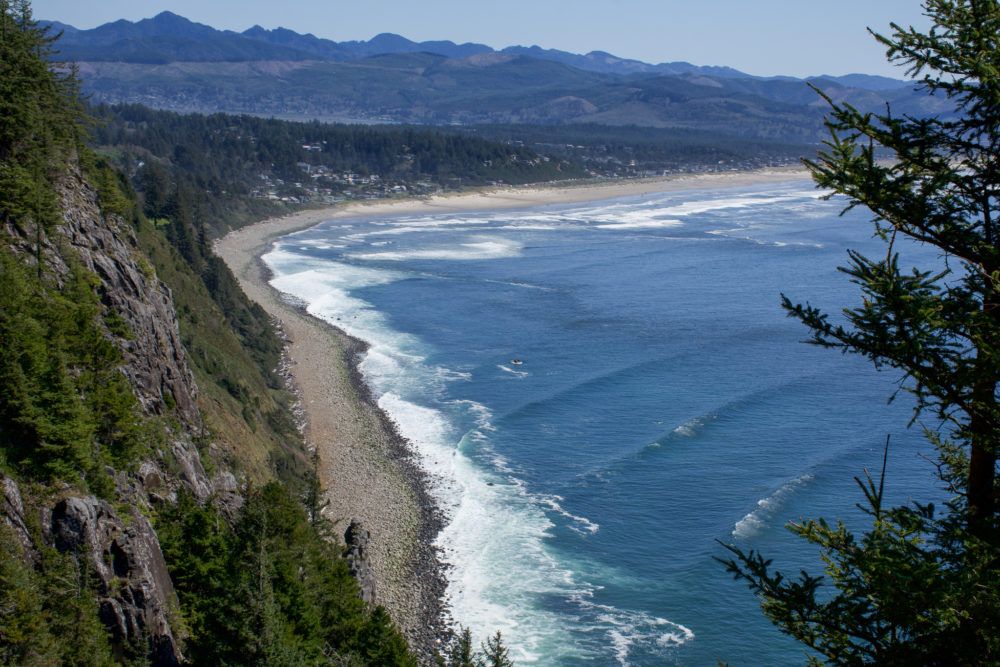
[436,627,513,667]
[1,2,418,663]
[0,0,86,234]
[90,104,587,238]
[0,0,145,488]
[0,250,149,483]
[450,123,812,176]
[0,522,118,665]
[0,7,133,665]
[723,1,1000,663]
[157,484,415,666]
[124,170,306,485]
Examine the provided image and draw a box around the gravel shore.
[216,214,449,658]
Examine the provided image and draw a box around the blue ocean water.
[263,180,942,665]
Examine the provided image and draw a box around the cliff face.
[2,472,186,664]
[3,168,198,423]
[4,164,224,502]
[48,495,183,665]
[54,167,245,502]
[55,167,200,426]
[0,165,223,664]
[0,9,419,662]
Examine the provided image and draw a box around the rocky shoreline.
[260,250,451,657]
[339,331,451,654]
[218,215,462,660]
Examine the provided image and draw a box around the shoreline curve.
[213,167,811,656]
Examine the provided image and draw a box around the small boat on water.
[511,359,523,365]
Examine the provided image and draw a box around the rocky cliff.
[48,494,183,664]
[0,164,223,664]
[0,6,420,660]
[55,166,200,426]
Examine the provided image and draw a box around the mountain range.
[45,12,945,141]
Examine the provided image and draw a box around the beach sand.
[214,167,811,655]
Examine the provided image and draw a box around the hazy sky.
[31,0,931,78]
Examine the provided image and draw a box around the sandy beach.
[213,167,811,654]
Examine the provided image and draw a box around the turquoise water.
[263,180,941,665]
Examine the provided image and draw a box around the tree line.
[90,104,587,235]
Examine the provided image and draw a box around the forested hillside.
[89,104,587,238]
[448,123,812,175]
[0,3,417,663]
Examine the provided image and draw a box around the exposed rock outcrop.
[1,166,199,428]
[3,479,184,663]
[54,169,200,426]
[48,495,183,665]
[1,475,34,555]
[0,165,223,664]
[169,439,213,500]
[345,520,377,605]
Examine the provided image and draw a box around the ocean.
[262,179,941,665]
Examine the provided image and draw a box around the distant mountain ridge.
[46,11,906,89]
[43,11,945,140]
[54,11,221,45]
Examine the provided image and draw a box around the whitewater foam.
[588,600,695,665]
[349,240,522,261]
[498,364,529,378]
[267,243,629,661]
[671,414,716,438]
[595,218,684,230]
[258,181,870,664]
[732,474,815,540]
[537,493,600,534]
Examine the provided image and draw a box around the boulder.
[345,520,376,605]
[50,496,183,665]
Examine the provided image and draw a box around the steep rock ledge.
[1,164,224,663]
[1,475,184,664]
[54,168,200,426]
[48,494,184,665]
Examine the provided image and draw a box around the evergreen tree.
[480,631,514,667]
[439,627,476,667]
[723,1,1000,663]
[435,627,514,667]
[157,484,417,665]
[0,524,117,665]
[0,0,86,232]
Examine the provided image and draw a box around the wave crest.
[732,474,814,540]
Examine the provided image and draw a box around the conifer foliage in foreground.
[723,1,1000,663]
[436,627,514,667]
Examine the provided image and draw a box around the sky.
[30,0,931,78]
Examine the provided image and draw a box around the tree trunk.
[967,377,998,535]
[968,439,996,523]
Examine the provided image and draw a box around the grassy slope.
[132,214,308,486]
